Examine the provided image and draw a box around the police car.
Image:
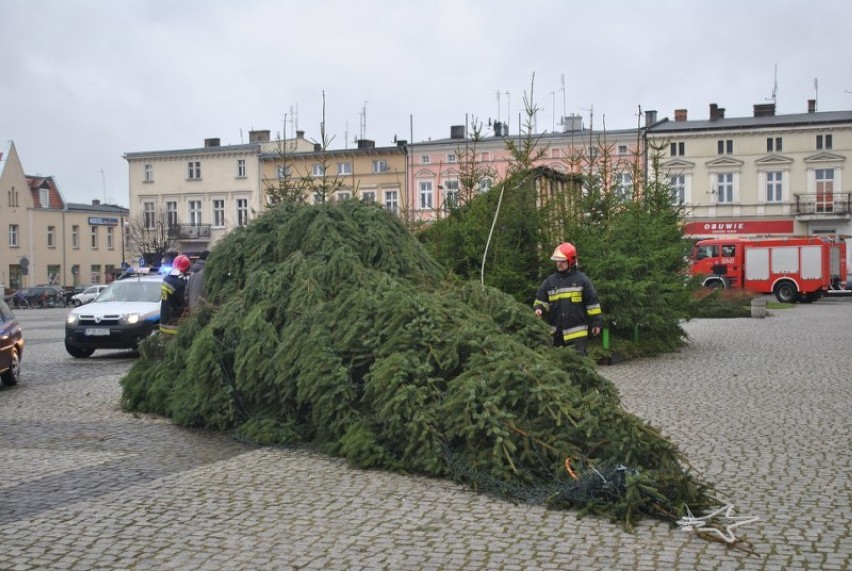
[64,273,163,358]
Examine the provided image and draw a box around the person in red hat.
[160,254,191,335]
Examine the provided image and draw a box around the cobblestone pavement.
[1,301,850,570]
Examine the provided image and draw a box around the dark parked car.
[0,299,24,386]
[5,286,67,309]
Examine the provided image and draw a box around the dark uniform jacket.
[160,273,188,335]
[533,268,603,343]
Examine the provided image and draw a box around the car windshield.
[95,281,161,303]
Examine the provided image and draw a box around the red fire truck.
[689,237,847,303]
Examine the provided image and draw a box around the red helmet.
[550,242,577,264]
[173,255,191,273]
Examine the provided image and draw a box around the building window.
[384,190,398,213]
[767,137,782,152]
[9,224,19,247]
[766,171,783,203]
[166,201,178,228]
[418,181,433,209]
[189,200,202,225]
[362,191,376,203]
[213,199,225,227]
[39,187,50,207]
[90,226,99,249]
[618,145,628,155]
[236,159,246,178]
[336,191,351,202]
[187,161,201,180]
[716,173,734,203]
[7,186,19,207]
[107,227,115,249]
[447,153,457,163]
[312,163,325,176]
[670,174,685,205]
[816,134,833,150]
[443,180,459,209]
[373,160,388,173]
[143,201,155,229]
[670,142,685,156]
[815,168,834,212]
[616,173,633,200]
[717,140,733,155]
[236,198,249,226]
[478,178,492,193]
[277,165,291,178]
[47,226,56,248]
[144,164,153,182]
[420,155,431,165]
[337,161,352,175]
[72,225,80,249]
[47,265,60,285]
[90,264,101,285]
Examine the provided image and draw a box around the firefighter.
[160,254,191,335]
[533,242,603,356]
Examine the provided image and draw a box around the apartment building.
[1,141,129,290]
[647,101,851,263]
[124,130,315,259]
[258,136,406,211]
[406,119,642,224]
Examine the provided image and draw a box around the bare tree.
[126,205,176,267]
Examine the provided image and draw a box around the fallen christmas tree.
[121,200,716,529]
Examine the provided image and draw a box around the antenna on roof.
[360,101,368,140]
[766,64,778,105]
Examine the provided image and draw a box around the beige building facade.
[1,141,128,290]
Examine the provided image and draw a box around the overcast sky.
[3,0,851,206]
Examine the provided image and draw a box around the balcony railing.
[169,224,212,240]
[793,193,852,216]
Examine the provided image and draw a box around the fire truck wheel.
[774,282,798,304]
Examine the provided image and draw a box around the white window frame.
[312,163,325,176]
[9,224,18,247]
[362,191,376,203]
[90,226,99,249]
[107,226,115,249]
[336,191,351,202]
[213,199,225,227]
[373,160,388,173]
[189,200,202,225]
[143,201,155,230]
[478,178,492,193]
[144,164,153,182]
[420,155,431,165]
[237,159,246,178]
[765,171,783,203]
[715,172,734,204]
[187,161,201,180]
[72,225,80,249]
[47,226,56,248]
[419,181,433,209]
[670,174,686,205]
[442,180,459,210]
[277,165,290,178]
[337,161,352,175]
[236,198,249,226]
[166,201,178,228]
[384,190,398,213]
[447,153,457,163]
[40,188,49,207]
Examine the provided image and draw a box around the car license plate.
[84,327,110,336]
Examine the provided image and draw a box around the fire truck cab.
[690,237,847,303]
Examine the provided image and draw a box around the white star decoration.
[677,504,761,544]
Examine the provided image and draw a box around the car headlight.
[121,313,141,325]
[66,314,79,326]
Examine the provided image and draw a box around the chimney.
[808,99,817,113]
[396,139,407,147]
[709,103,726,121]
[296,130,305,139]
[92,199,101,206]
[674,109,688,122]
[753,103,776,117]
[313,143,322,152]
[450,125,465,139]
[248,129,271,143]
[644,110,658,127]
[204,138,221,147]
[357,139,375,149]
[493,121,503,137]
